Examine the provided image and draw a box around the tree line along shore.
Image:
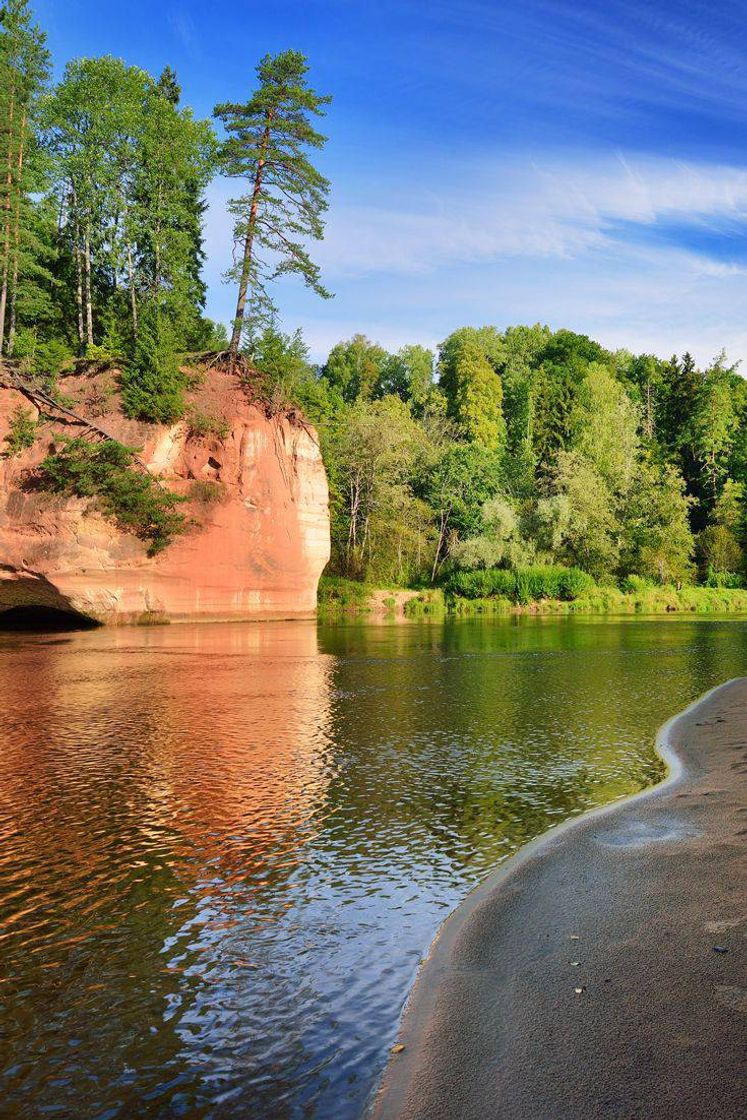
[1,2,746,616]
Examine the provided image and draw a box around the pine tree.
[131,78,216,347]
[214,50,332,357]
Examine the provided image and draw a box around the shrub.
[85,343,118,364]
[34,339,75,382]
[37,438,186,555]
[703,567,744,589]
[190,480,227,504]
[120,310,187,423]
[403,589,446,617]
[619,574,654,593]
[3,406,37,456]
[186,407,230,440]
[317,575,373,612]
[445,565,594,603]
[448,594,512,615]
[445,568,516,600]
[9,327,36,362]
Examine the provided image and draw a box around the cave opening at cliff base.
[0,606,101,632]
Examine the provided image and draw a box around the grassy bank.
[318,576,747,619]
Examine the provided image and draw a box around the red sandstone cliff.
[0,367,330,624]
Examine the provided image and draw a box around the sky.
[35,0,747,366]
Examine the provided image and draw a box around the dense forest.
[264,326,747,596]
[1,0,746,598]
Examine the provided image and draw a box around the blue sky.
[36,0,747,365]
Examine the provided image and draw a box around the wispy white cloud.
[311,154,747,278]
[203,152,747,366]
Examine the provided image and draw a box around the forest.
[1,0,746,603]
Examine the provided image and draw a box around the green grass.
[403,589,446,617]
[320,579,747,618]
[443,585,747,616]
[317,575,376,614]
[189,479,228,504]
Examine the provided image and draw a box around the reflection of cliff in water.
[2,616,746,1120]
[0,621,334,1119]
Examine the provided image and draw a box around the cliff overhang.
[0,365,331,626]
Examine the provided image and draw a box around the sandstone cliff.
[0,367,330,625]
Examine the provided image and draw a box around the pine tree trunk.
[7,112,26,356]
[0,84,17,353]
[84,227,93,348]
[229,115,272,356]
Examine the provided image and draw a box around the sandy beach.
[371,677,747,1120]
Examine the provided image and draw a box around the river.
[1,615,745,1118]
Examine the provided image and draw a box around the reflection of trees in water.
[1,618,745,1119]
[316,618,747,878]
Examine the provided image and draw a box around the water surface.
[1,616,745,1118]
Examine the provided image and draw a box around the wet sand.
[371,677,747,1120]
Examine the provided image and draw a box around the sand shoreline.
[370,677,747,1120]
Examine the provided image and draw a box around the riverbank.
[319,577,747,619]
[371,677,747,1120]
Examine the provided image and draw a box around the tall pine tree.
[214,50,332,357]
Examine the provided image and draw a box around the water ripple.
[0,616,744,1118]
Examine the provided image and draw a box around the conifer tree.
[214,50,332,357]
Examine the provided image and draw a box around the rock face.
[0,369,330,624]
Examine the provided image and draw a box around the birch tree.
[0,0,49,353]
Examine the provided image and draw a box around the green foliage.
[3,403,36,454]
[186,406,230,440]
[702,567,744,589]
[120,308,186,422]
[43,53,217,357]
[402,589,446,616]
[317,575,374,613]
[445,565,594,603]
[378,345,437,414]
[0,0,51,356]
[621,457,694,584]
[190,479,227,504]
[438,330,505,448]
[321,334,389,402]
[330,394,433,583]
[698,526,742,577]
[33,336,73,378]
[37,437,185,554]
[215,50,331,349]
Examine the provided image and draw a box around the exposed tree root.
[0,359,152,472]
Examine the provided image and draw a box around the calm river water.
[1,615,746,1119]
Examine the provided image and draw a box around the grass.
[190,479,228,504]
[317,575,376,614]
[186,406,230,440]
[442,584,747,616]
[321,580,747,618]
